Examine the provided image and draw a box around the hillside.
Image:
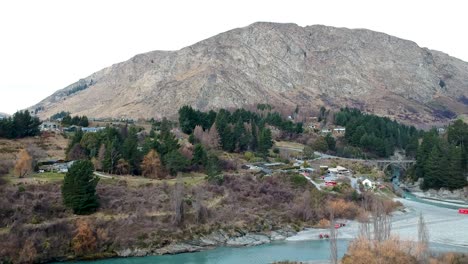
[29,22,468,126]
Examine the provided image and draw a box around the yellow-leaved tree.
[14,149,32,178]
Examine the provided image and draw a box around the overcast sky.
[1,0,467,114]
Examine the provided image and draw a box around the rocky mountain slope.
[30,22,468,125]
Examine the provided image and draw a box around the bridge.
[372,159,416,171]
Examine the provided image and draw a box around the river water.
[67,239,350,264]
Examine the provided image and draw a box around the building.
[362,179,374,189]
[40,122,60,132]
[333,127,346,135]
[81,127,105,133]
[324,176,338,186]
[321,128,331,135]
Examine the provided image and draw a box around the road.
[275,145,415,163]
[93,171,113,179]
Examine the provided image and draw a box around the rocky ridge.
[29,22,468,126]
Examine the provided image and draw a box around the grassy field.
[275,141,305,150]
[7,172,65,185]
[6,171,207,188]
[95,171,207,187]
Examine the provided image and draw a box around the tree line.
[179,105,303,156]
[66,118,222,181]
[0,110,41,139]
[335,108,420,158]
[413,120,467,190]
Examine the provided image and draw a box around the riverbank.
[114,226,298,257]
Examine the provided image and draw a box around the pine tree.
[62,160,99,215]
[192,144,208,166]
[422,146,445,190]
[164,150,190,176]
[122,127,141,175]
[258,127,273,156]
[447,145,466,190]
[206,153,222,184]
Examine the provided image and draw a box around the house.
[336,166,349,174]
[437,127,446,134]
[333,127,346,135]
[362,179,374,189]
[82,127,105,133]
[40,122,60,132]
[321,128,331,135]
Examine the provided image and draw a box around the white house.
[333,127,346,134]
[40,122,60,132]
[82,127,105,133]
[362,179,374,189]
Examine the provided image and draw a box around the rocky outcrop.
[29,22,468,126]
[115,227,297,258]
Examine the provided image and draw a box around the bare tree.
[172,178,185,226]
[371,198,391,242]
[357,212,371,240]
[96,144,106,171]
[192,187,209,224]
[329,209,338,264]
[193,125,204,143]
[207,123,220,149]
[417,213,429,262]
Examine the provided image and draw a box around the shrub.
[290,174,308,188]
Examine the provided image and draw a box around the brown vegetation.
[0,171,369,263]
[14,149,32,178]
[141,149,164,178]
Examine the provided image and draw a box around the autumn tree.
[62,160,99,214]
[115,158,130,175]
[14,149,32,178]
[72,220,97,256]
[141,149,163,178]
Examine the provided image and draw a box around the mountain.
[29,22,468,126]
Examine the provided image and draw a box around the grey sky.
[1,0,467,114]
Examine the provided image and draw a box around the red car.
[459,208,468,214]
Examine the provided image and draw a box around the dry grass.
[274,141,305,150]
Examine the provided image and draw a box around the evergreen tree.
[62,160,99,215]
[122,127,141,174]
[0,111,41,139]
[258,127,273,156]
[192,144,208,166]
[325,133,336,151]
[447,145,466,190]
[422,146,446,190]
[206,153,223,184]
[250,120,258,151]
[164,150,190,176]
